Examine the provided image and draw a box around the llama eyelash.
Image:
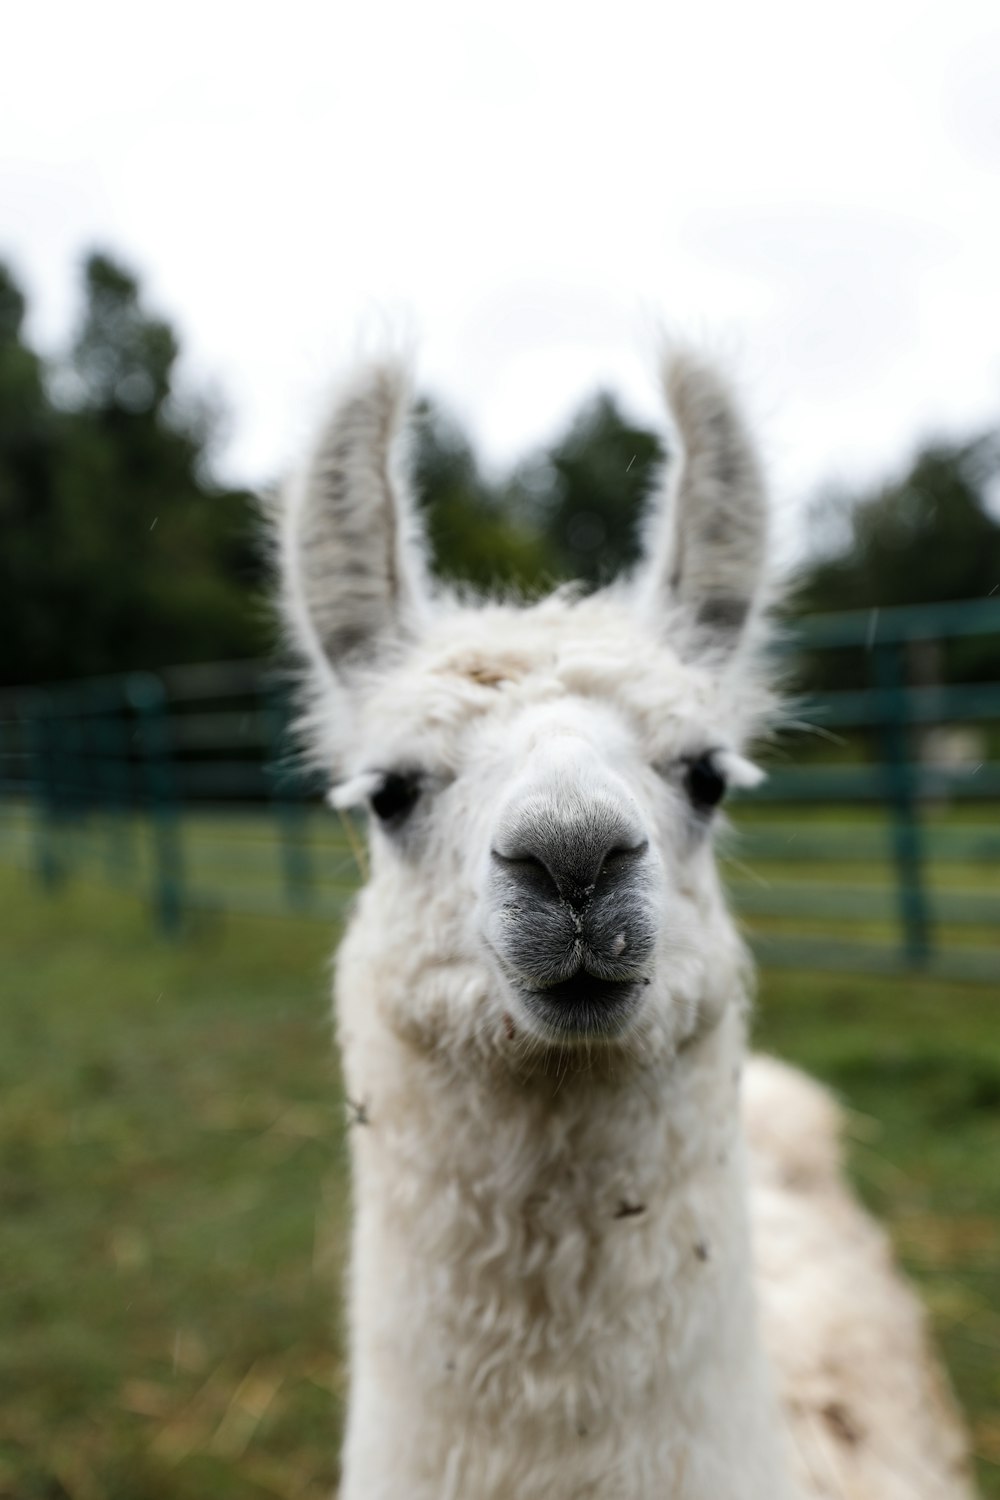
[329,769,428,828]
[327,771,384,811]
[657,748,766,813]
[712,749,766,790]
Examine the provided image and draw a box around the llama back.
[744,1055,976,1500]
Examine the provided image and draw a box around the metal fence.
[2,599,999,980]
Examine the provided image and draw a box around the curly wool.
[278,346,976,1500]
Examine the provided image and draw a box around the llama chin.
[279,346,977,1500]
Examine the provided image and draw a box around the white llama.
[280,350,975,1500]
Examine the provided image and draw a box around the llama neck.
[339,1002,793,1500]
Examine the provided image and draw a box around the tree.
[800,436,1000,613]
[0,264,63,684]
[69,253,177,415]
[0,253,268,686]
[412,399,552,592]
[796,432,1000,683]
[507,394,662,585]
[5,250,996,695]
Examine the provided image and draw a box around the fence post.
[266,689,313,911]
[56,687,88,879]
[23,691,64,890]
[91,685,135,883]
[874,641,931,967]
[128,672,183,936]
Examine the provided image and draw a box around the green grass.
[754,970,1000,1489]
[0,869,342,1500]
[0,853,998,1497]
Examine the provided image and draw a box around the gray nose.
[487,795,658,996]
[492,813,648,911]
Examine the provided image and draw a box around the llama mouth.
[521,973,641,1039]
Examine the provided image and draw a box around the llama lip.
[521,972,641,1037]
[482,933,645,1038]
[535,971,637,1005]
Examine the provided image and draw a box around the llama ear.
[281,359,430,679]
[635,351,769,658]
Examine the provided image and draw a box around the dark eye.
[684,753,727,814]
[369,772,421,825]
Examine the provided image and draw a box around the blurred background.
[1,2,999,1496]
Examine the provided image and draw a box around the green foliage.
[0,266,60,684]
[412,390,664,593]
[70,253,178,415]
[506,393,663,584]
[0,255,268,686]
[795,435,1000,685]
[412,399,552,591]
[1,256,671,685]
[3,247,998,688]
[801,437,1000,614]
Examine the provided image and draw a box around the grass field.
[1,848,999,1497]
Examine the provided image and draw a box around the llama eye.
[369,772,421,825]
[684,753,727,814]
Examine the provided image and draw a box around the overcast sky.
[3,0,999,555]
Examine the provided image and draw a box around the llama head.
[280,352,773,1068]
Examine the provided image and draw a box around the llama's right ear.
[280,360,430,680]
[634,350,769,661]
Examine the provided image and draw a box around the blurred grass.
[0,867,342,1500]
[755,971,1000,1493]
[0,862,997,1497]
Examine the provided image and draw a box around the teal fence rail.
[1,598,998,980]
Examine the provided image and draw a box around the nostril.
[491,848,559,900]
[605,841,648,861]
[493,836,648,912]
[598,840,649,879]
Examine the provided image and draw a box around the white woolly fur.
[279,349,976,1499]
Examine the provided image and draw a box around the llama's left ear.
[280,359,430,683]
[634,351,769,659]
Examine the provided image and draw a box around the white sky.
[3,0,1000,557]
